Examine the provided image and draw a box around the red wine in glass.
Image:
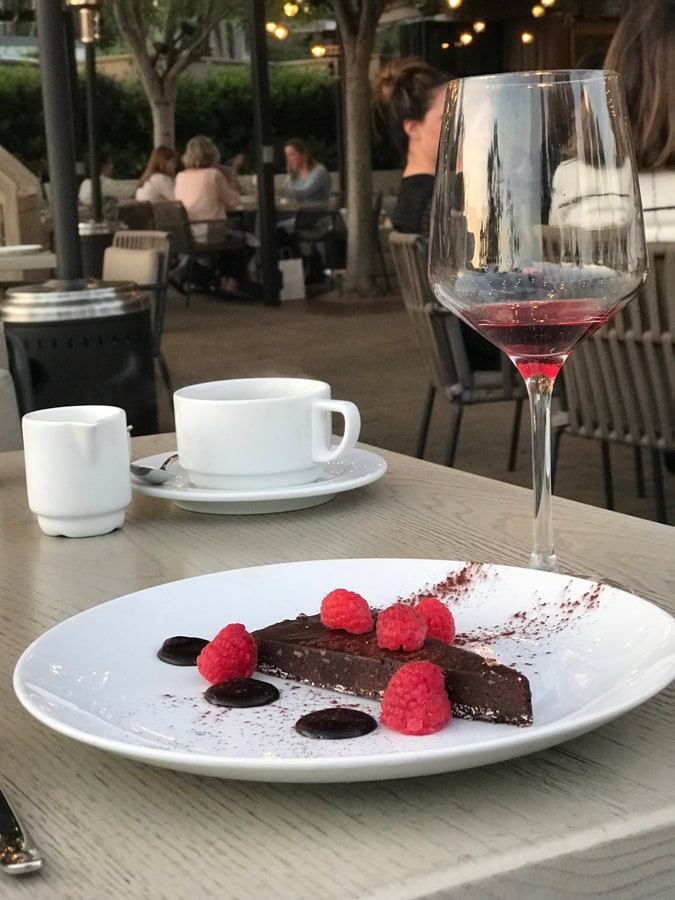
[429,70,647,572]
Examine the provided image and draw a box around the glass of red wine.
[428,70,647,572]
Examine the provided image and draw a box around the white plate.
[130,449,387,514]
[0,244,43,256]
[14,559,675,783]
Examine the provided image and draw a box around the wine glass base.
[529,551,558,573]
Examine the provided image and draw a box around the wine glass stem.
[525,373,558,572]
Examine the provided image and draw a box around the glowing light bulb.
[265,22,276,34]
[283,2,299,15]
[459,32,473,45]
[541,0,555,6]
[274,25,288,40]
[521,32,534,43]
[473,21,486,33]
[311,44,326,58]
[532,4,545,16]
[448,0,462,8]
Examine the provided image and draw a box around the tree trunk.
[331,1,388,297]
[341,39,377,294]
[150,94,177,148]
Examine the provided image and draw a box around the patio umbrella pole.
[248,0,280,306]
[35,0,84,283]
[84,40,103,222]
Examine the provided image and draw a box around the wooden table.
[1,433,673,898]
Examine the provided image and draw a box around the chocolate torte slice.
[253,613,533,727]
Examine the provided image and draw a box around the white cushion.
[102,246,160,285]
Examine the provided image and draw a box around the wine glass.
[428,70,647,572]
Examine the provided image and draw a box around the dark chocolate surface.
[157,636,209,666]
[253,614,532,726]
[295,708,378,740]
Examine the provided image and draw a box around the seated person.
[135,145,177,203]
[280,138,330,205]
[78,156,137,221]
[277,138,333,281]
[174,135,248,296]
[375,58,500,370]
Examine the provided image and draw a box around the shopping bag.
[278,256,305,301]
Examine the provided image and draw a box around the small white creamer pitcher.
[22,405,132,537]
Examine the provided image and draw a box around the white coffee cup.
[22,405,132,537]
[173,377,361,489]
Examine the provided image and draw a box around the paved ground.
[154,283,674,526]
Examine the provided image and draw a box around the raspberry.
[380,662,452,735]
[320,588,373,634]
[376,603,427,651]
[197,623,257,684]
[415,597,456,644]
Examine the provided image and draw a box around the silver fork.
[0,787,43,875]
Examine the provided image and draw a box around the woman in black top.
[375,58,500,369]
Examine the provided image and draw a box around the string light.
[521,32,534,43]
[532,4,545,16]
[274,24,288,40]
[441,42,450,49]
[265,22,276,33]
[473,21,486,33]
[459,32,473,45]
[541,0,555,6]
[311,44,326,57]
[283,2,299,15]
[447,0,462,8]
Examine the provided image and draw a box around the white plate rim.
[13,558,675,783]
[130,448,387,502]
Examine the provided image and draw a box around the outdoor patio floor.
[154,282,674,527]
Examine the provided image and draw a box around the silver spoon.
[0,786,43,875]
[130,453,178,484]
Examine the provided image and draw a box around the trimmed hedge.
[0,63,397,181]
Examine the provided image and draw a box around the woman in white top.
[604,0,675,242]
[135,145,177,203]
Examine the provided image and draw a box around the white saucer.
[131,448,387,514]
[0,244,43,256]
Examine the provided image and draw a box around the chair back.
[117,201,155,230]
[105,230,172,356]
[389,230,465,395]
[151,201,194,255]
[562,242,675,452]
[388,231,523,398]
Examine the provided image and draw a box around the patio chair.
[553,242,675,523]
[293,201,345,289]
[389,230,525,467]
[117,201,155,231]
[151,200,248,305]
[103,229,173,394]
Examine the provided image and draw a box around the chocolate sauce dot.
[295,708,378,740]
[204,678,280,708]
[157,636,209,666]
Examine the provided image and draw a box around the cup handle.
[312,400,361,463]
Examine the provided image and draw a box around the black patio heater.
[0,0,158,435]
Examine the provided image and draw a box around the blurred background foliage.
[0,63,399,181]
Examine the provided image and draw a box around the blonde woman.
[175,135,240,221]
[173,135,248,296]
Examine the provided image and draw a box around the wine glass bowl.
[429,70,647,571]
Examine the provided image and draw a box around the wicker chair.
[389,231,525,467]
[103,230,173,394]
[553,242,675,523]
